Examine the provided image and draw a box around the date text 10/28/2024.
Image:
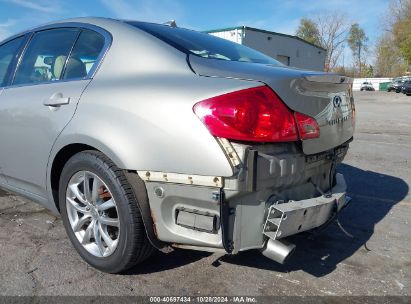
[149,297,257,303]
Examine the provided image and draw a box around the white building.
[206,26,326,71]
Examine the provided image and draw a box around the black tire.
[59,150,154,273]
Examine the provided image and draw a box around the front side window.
[0,36,25,87]
[13,28,79,85]
[63,29,105,80]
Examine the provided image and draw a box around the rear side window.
[63,29,105,79]
[128,22,282,65]
[13,28,80,85]
[0,36,25,87]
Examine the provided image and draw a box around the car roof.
[0,17,156,44]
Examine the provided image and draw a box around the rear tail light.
[193,86,319,142]
[294,112,320,140]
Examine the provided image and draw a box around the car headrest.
[52,55,87,80]
[65,57,87,79]
[53,55,67,79]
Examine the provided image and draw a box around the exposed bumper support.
[259,173,349,264]
[263,173,347,240]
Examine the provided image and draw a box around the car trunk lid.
[189,56,355,155]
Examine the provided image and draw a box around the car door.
[0,35,27,186]
[0,27,106,198]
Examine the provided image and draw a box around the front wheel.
[59,150,154,273]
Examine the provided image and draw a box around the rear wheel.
[59,150,154,273]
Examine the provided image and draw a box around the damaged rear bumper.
[139,141,351,263]
[142,172,349,256]
[263,173,348,241]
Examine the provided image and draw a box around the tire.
[59,150,154,273]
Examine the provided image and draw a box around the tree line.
[295,0,411,77]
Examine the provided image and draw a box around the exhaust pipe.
[261,239,296,264]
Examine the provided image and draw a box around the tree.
[295,18,321,46]
[295,13,348,72]
[361,64,374,77]
[375,0,411,75]
[387,0,411,62]
[393,17,411,64]
[316,13,348,72]
[386,0,411,26]
[347,23,368,76]
[374,34,407,77]
[372,0,411,76]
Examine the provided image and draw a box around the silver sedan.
[0,17,355,273]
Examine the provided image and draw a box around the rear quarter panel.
[49,20,261,178]
[53,74,259,176]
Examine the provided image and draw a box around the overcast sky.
[0,0,391,65]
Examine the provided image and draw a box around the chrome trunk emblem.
[333,95,342,108]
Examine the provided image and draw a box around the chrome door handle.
[43,93,70,107]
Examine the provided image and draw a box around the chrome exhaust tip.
[261,239,296,264]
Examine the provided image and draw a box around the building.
[206,26,326,71]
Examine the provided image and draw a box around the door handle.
[43,93,70,107]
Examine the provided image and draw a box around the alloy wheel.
[66,171,120,257]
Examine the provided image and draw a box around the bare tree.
[315,13,348,71]
[387,0,411,25]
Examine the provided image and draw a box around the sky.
[0,0,391,65]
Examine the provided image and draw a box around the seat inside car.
[53,55,87,80]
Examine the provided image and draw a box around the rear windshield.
[127,21,282,65]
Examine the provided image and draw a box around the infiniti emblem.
[333,95,342,108]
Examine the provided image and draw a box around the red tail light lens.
[294,112,320,140]
[193,86,298,142]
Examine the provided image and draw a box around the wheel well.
[50,144,97,212]
[50,144,166,250]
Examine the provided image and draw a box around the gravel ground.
[0,91,410,297]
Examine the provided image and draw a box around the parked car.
[387,79,405,93]
[360,81,375,91]
[400,80,411,95]
[0,18,355,273]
